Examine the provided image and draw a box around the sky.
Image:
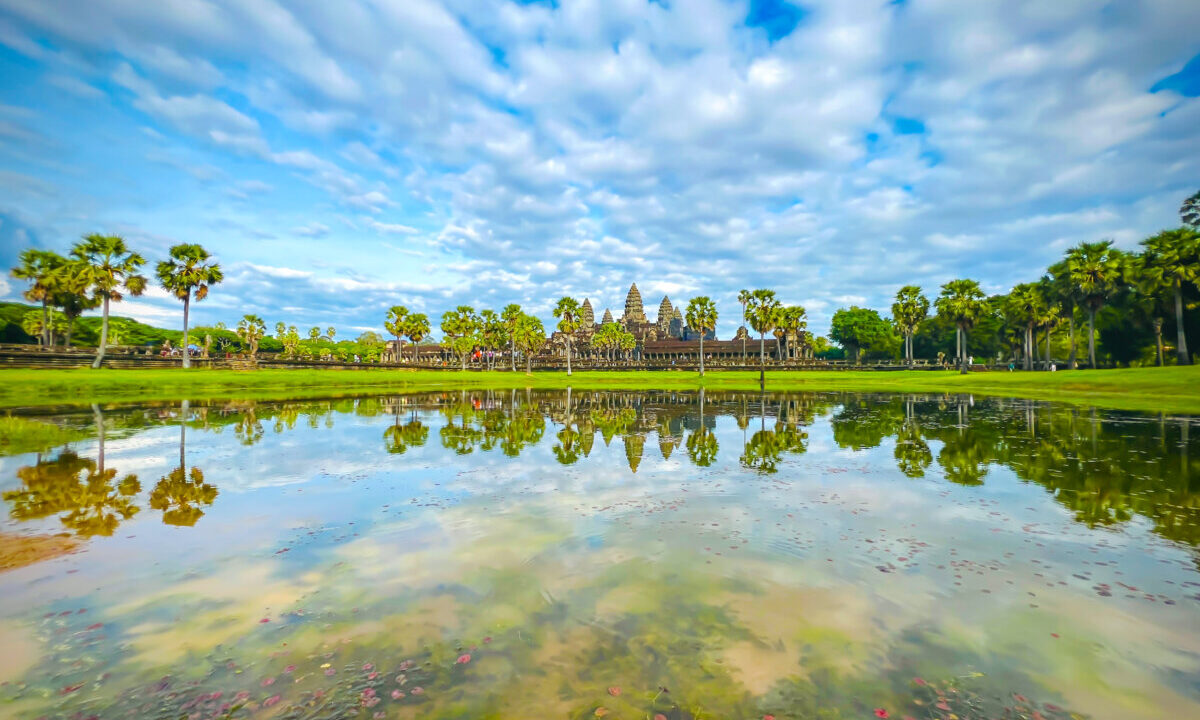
[0,0,1197,341]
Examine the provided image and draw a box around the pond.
[0,390,1198,720]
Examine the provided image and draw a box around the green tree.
[684,296,718,376]
[327,326,336,342]
[10,249,66,347]
[746,289,780,388]
[512,313,547,375]
[480,309,507,370]
[70,234,147,368]
[891,285,929,367]
[1139,227,1199,365]
[1066,241,1126,368]
[773,305,807,361]
[553,296,581,376]
[441,305,480,369]
[1045,259,1081,368]
[156,243,223,368]
[1004,283,1045,371]
[48,261,100,349]
[21,309,68,347]
[236,314,266,357]
[405,313,430,363]
[308,326,320,342]
[385,305,410,359]
[501,303,523,371]
[935,279,987,374]
[829,306,895,363]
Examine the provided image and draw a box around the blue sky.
[0,0,1197,341]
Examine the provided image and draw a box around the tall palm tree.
[553,296,581,376]
[405,313,430,364]
[156,243,223,368]
[737,288,751,362]
[1005,283,1044,371]
[773,306,807,362]
[385,305,410,361]
[512,313,546,375]
[934,279,986,374]
[501,303,523,371]
[746,289,781,388]
[891,285,928,367]
[70,235,147,368]
[11,249,66,347]
[326,326,336,342]
[1045,259,1080,369]
[440,306,479,369]
[1066,240,1126,368]
[49,261,100,349]
[684,296,718,376]
[1139,228,1199,365]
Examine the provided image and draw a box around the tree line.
[831,193,1200,372]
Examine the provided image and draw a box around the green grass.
[2,365,1199,413]
[0,416,92,456]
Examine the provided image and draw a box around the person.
[1008,361,1014,372]
[968,355,974,367]
[1050,363,1056,372]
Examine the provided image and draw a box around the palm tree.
[327,326,336,342]
[512,314,546,375]
[480,309,505,370]
[1181,190,1200,229]
[11,249,66,347]
[774,306,807,361]
[684,296,718,376]
[237,314,266,357]
[48,261,99,349]
[737,288,751,362]
[440,306,479,369]
[1046,259,1080,369]
[156,243,223,368]
[405,313,430,363]
[1066,241,1126,368]
[385,305,409,361]
[1139,228,1199,365]
[501,303,523,371]
[1005,283,1044,371]
[70,235,147,368]
[934,279,987,374]
[746,289,780,388]
[891,285,928,367]
[553,296,581,376]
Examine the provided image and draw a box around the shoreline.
[2,366,1199,413]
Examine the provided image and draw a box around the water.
[0,390,1197,720]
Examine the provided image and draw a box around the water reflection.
[0,390,1198,719]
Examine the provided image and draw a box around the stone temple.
[582,283,715,342]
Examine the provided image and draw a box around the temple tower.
[623,283,647,326]
[656,296,673,334]
[580,298,595,332]
[601,308,614,324]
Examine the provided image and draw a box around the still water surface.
[1,390,1198,720]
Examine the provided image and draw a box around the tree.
[1181,190,1200,229]
[385,305,410,360]
[1066,241,1126,368]
[327,326,336,342]
[1139,227,1199,365]
[746,289,780,388]
[934,279,987,374]
[70,235,147,368]
[405,313,430,363]
[22,310,68,347]
[511,313,546,375]
[737,288,752,361]
[773,305,807,361]
[1045,259,1081,369]
[501,303,523,371]
[684,296,718,376]
[829,307,895,363]
[46,261,100,349]
[1004,283,1044,371]
[480,309,507,370]
[156,243,222,368]
[236,314,266,357]
[309,326,320,342]
[11,249,66,347]
[891,285,929,367]
[441,306,479,369]
[553,296,581,376]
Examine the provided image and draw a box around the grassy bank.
[2,365,1199,413]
